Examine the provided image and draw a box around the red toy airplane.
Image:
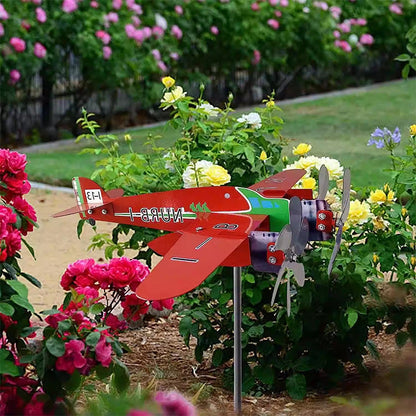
[54,167,350,307]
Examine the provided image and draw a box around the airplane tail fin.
[53,177,122,218]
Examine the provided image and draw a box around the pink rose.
[0,23,4,36]
[251,2,259,11]
[6,150,27,174]
[389,3,402,14]
[105,11,119,23]
[6,229,21,256]
[35,7,47,23]
[175,5,183,15]
[55,340,87,374]
[154,391,196,416]
[210,26,219,35]
[90,1,99,7]
[103,46,112,60]
[151,298,174,311]
[125,23,136,38]
[10,37,26,53]
[152,26,164,39]
[95,336,112,367]
[267,18,279,30]
[252,49,261,65]
[108,257,139,288]
[62,0,78,13]
[121,294,149,321]
[360,34,374,45]
[34,42,46,58]
[11,196,37,235]
[112,0,122,9]
[45,313,68,329]
[131,16,141,26]
[0,3,9,20]
[171,25,183,40]
[95,30,111,44]
[90,262,110,289]
[104,313,128,333]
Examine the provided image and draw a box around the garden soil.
[21,188,416,416]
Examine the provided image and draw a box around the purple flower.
[391,127,401,144]
[368,127,401,149]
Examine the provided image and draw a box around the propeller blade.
[290,261,305,287]
[327,223,343,275]
[289,196,302,239]
[340,168,351,224]
[274,224,292,252]
[294,218,309,256]
[318,165,329,200]
[271,261,288,305]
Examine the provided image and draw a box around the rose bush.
[0,148,182,414]
[78,78,415,400]
[1,0,415,143]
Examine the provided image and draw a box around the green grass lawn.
[24,78,416,188]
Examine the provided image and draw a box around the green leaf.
[46,336,66,357]
[402,64,410,79]
[90,302,105,315]
[2,263,17,279]
[253,365,274,385]
[65,370,82,393]
[347,309,358,328]
[0,302,15,316]
[113,358,130,393]
[247,325,264,338]
[57,320,72,333]
[20,272,41,288]
[286,373,307,400]
[212,348,223,366]
[0,349,22,376]
[86,331,101,347]
[366,340,380,360]
[395,331,409,348]
[6,280,28,298]
[10,294,34,313]
[395,53,410,61]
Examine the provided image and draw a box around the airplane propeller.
[327,168,351,275]
[270,197,309,316]
[318,165,329,200]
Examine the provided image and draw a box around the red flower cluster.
[59,257,174,326]
[0,149,31,201]
[0,376,57,416]
[60,257,149,292]
[45,309,115,375]
[0,149,37,262]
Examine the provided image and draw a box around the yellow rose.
[411,256,416,266]
[367,188,395,205]
[162,76,175,88]
[292,143,312,156]
[259,150,268,161]
[401,207,408,217]
[372,216,389,231]
[409,124,416,137]
[346,200,371,228]
[205,165,231,186]
[372,253,379,263]
[161,86,187,109]
[302,177,316,190]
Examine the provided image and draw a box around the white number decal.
[85,189,103,203]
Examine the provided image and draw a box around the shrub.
[1,0,415,142]
[77,78,416,400]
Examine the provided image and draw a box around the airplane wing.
[249,169,306,198]
[136,213,255,300]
